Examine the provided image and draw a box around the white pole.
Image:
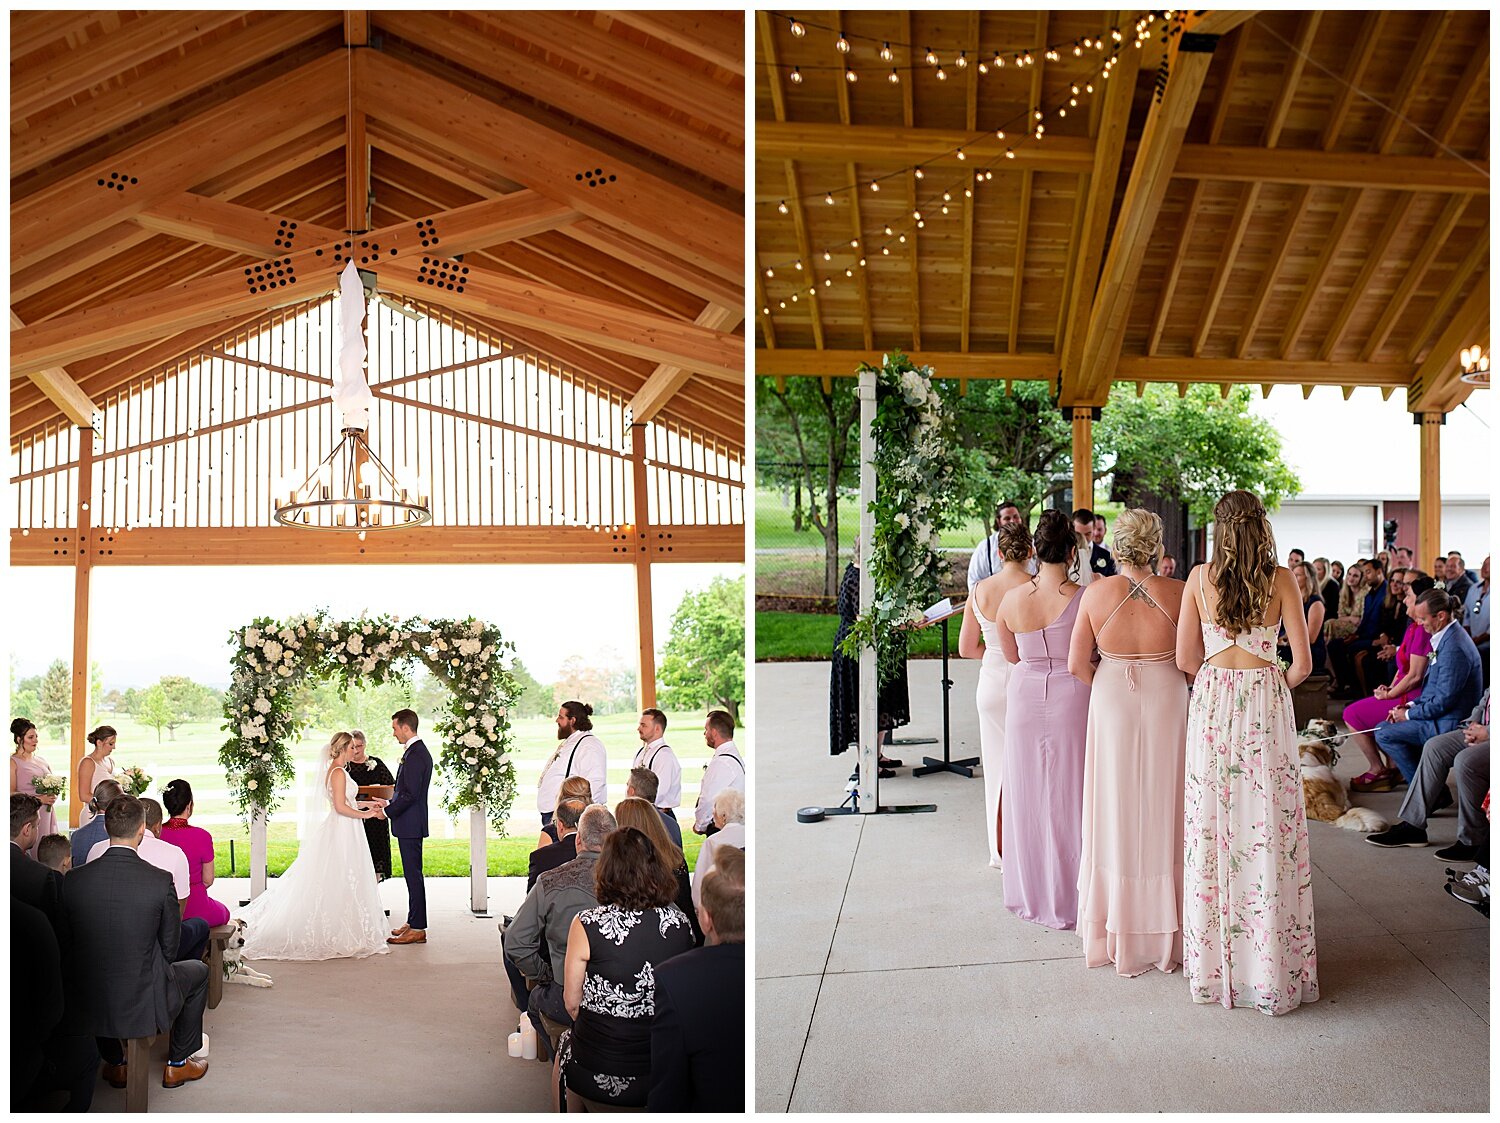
[470,805,487,914]
[250,807,267,898]
[857,367,878,813]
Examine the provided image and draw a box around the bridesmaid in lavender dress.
[959,522,1035,870]
[996,510,1091,930]
[1068,510,1188,975]
[11,719,58,857]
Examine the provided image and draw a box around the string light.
[789,18,805,37]
[777,200,789,215]
[955,51,968,69]
[790,66,803,84]
[887,68,900,84]
[824,192,835,205]
[880,41,893,61]
[924,47,938,66]
[835,30,850,53]
[845,67,858,83]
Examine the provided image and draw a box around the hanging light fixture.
[274,262,431,532]
[1460,345,1490,386]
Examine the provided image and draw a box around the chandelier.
[1459,344,1489,387]
[274,261,431,533]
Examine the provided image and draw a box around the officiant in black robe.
[348,731,395,881]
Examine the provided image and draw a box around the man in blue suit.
[1372,588,1485,786]
[385,708,432,945]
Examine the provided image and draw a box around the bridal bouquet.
[118,765,152,797]
[31,774,66,800]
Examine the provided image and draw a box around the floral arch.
[220,610,522,837]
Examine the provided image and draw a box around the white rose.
[261,753,272,761]
[465,756,477,765]
[240,722,256,738]
[347,634,364,654]
[253,697,271,714]
[459,639,480,657]
[277,665,291,677]
[481,767,489,776]
[263,640,284,662]
[245,627,261,646]
[436,639,447,651]
[246,779,258,790]
[376,644,391,659]
[362,623,373,635]
[894,513,910,531]
[473,785,482,793]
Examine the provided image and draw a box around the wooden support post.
[630,424,657,709]
[1071,408,1093,512]
[1418,412,1443,571]
[69,429,95,827]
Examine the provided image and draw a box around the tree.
[36,660,71,740]
[757,376,861,596]
[101,689,124,713]
[154,675,221,739]
[552,655,608,711]
[508,658,553,718]
[1096,384,1300,521]
[136,685,174,743]
[657,575,745,723]
[939,379,1074,522]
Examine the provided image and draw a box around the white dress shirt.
[694,740,745,832]
[537,729,609,812]
[967,536,1037,589]
[90,833,190,900]
[691,820,746,909]
[631,737,683,808]
[1428,618,1458,654]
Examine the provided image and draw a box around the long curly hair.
[1209,490,1278,634]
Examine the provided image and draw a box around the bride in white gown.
[240,731,391,961]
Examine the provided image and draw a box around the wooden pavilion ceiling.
[11,9,747,449]
[754,9,1489,414]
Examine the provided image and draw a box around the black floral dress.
[829,561,911,755]
[346,756,395,880]
[560,903,694,1107]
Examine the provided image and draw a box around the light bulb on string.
[1006,148,1015,159]
[822,250,831,261]
[835,30,850,53]
[880,41,893,61]
[870,180,880,192]
[936,67,947,80]
[845,67,858,83]
[825,192,835,205]
[883,225,893,236]
[914,167,925,180]
[924,47,938,65]
[777,200,789,214]
[764,267,775,278]
[955,51,967,69]
[1046,49,1059,61]
[789,18,805,37]
[881,246,890,255]
[993,51,1004,68]
[790,66,803,84]
[956,147,965,160]
[898,234,907,243]
[978,60,988,74]
[1023,52,1033,65]
[996,129,1006,140]
[887,68,900,84]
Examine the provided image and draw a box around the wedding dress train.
[240,768,389,961]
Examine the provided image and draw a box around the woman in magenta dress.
[996,510,1091,930]
[10,719,58,856]
[1345,574,1437,792]
[159,778,231,926]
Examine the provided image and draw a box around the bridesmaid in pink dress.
[996,511,1091,930]
[10,719,58,857]
[1068,511,1189,975]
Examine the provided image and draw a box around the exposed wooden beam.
[902,11,921,352]
[601,10,745,76]
[358,50,742,289]
[628,304,745,423]
[831,19,873,351]
[344,10,368,45]
[756,121,1095,171]
[561,220,744,311]
[1407,269,1489,414]
[1010,12,1049,356]
[12,52,349,274]
[1057,18,1140,402]
[756,349,1059,380]
[1406,234,1491,364]
[1360,197,1471,360]
[10,312,100,429]
[1170,146,1487,193]
[754,271,777,350]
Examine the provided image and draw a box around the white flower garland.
[219,611,521,830]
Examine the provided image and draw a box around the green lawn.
[755,487,986,551]
[43,707,735,875]
[756,611,953,662]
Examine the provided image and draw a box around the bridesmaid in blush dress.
[11,719,58,856]
[1068,510,1188,975]
[997,510,1091,930]
[959,521,1035,870]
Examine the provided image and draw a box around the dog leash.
[1299,724,1387,743]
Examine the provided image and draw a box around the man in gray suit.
[63,794,209,1090]
[1367,690,1489,859]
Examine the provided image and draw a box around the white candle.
[521,1025,538,1061]
[507,1033,523,1058]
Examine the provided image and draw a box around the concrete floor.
[86,876,553,1112]
[755,660,1490,1113]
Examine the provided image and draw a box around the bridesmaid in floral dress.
[10,719,58,856]
[1176,490,1319,1016]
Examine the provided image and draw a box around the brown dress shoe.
[102,1063,127,1089]
[390,924,410,937]
[387,928,426,945]
[162,1058,208,1088]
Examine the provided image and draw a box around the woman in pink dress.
[1068,510,1188,975]
[159,778,231,926]
[996,510,1091,930]
[1345,574,1437,792]
[10,719,58,856]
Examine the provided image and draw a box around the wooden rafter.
[9,312,99,429]
[1012,12,1049,356]
[959,9,980,354]
[601,11,745,77]
[902,11,921,352]
[832,19,873,351]
[1360,194,1472,361]
[1407,268,1489,414]
[628,304,746,424]
[1405,236,1491,365]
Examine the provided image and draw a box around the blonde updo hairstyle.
[1209,490,1279,635]
[327,731,354,760]
[996,521,1033,564]
[1111,509,1163,569]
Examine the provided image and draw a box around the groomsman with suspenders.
[536,700,609,829]
[694,710,745,837]
[632,708,683,823]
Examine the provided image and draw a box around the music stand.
[911,602,980,778]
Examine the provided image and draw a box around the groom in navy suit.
[386,709,432,945]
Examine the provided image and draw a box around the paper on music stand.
[923,597,953,622]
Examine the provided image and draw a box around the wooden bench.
[1292,673,1333,729]
[123,1034,157,1113]
[205,923,236,1010]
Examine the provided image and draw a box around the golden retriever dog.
[1299,720,1387,832]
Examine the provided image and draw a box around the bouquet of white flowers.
[118,765,151,797]
[32,773,66,800]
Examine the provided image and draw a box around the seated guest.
[626,766,682,848]
[1158,553,1177,579]
[693,788,746,910]
[632,708,683,827]
[1368,691,1489,855]
[1395,547,1414,569]
[37,834,71,874]
[1463,556,1490,684]
[69,779,124,869]
[527,797,585,892]
[1325,560,1366,642]
[1330,559,1387,697]
[63,794,209,1089]
[536,775,593,849]
[649,846,746,1112]
[158,780,231,927]
[504,805,616,1056]
[12,795,65,932]
[1358,567,1411,689]
[616,796,704,946]
[1316,557,1341,617]
[1373,589,1486,783]
[1278,561,1327,675]
[1287,547,1305,568]
[559,827,695,1111]
[12,893,65,1111]
[1446,552,1475,600]
[88,798,206,963]
[695,710,745,836]
[1347,575,1436,791]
